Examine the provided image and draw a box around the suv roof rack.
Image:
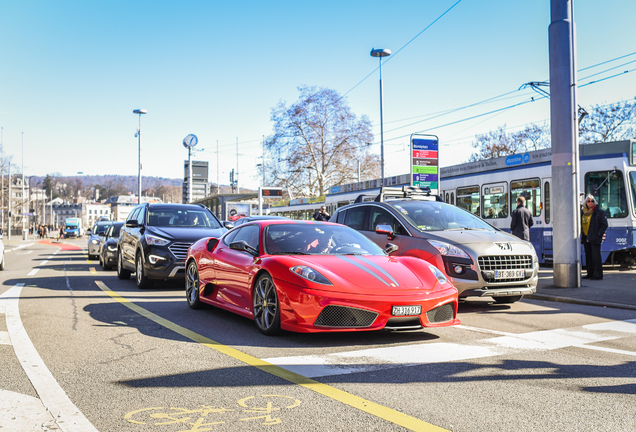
[374,186,444,203]
[354,193,379,203]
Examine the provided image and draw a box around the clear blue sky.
[1,0,634,190]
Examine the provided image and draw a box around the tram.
[270,140,636,267]
[440,140,636,267]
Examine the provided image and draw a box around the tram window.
[511,178,541,217]
[482,185,507,219]
[450,192,454,205]
[585,170,628,218]
[456,186,480,216]
[630,172,636,217]
[445,192,449,203]
[544,181,551,224]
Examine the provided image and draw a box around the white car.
[0,238,5,270]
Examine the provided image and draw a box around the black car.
[117,203,227,288]
[99,222,124,270]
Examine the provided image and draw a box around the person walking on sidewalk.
[510,196,533,241]
[581,195,608,280]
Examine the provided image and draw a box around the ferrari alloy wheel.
[253,274,281,335]
[117,251,131,280]
[136,254,153,289]
[186,261,202,309]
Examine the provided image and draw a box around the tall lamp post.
[370,48,391,185]
[133,109,147,204]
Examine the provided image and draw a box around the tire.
[185,261,202,309]
[102,254,112,271]
[252,274,281,335]
[136,253,154,289]
[494,295,522,304]
[117,251,131,280]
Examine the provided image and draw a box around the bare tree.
[265,86,377,197]
[469,126,524,162]
[579,99,636,144]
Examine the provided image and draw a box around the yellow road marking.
[89,267,97,274]
[94,281,448,432]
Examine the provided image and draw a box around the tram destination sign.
[410,134,439,194]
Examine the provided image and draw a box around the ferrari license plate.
[392,305,422,316]
[495,269,525,279]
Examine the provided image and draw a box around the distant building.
[104,195,163,222]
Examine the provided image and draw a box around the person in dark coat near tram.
[581,194,608,280]
[313,206,330,222]
[510,196,534,241]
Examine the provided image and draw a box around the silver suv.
[331,187,539,303]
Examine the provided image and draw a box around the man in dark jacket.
[510,196,534,241]
[581,195,609,280]
[313,206,330,222]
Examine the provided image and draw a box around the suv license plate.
[392,305,422,316]
[495,269,525,279]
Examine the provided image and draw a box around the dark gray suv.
[117,203,228,288]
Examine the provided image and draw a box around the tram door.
[542,178,553,264]
[481,182,508,230]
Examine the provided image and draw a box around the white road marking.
[0,331,10,345]
[2,284,98,431]
[575,344,636,356]
[264,319,636,378]
[27,269,39,276]
[0,389,58,431]
[40,260,48,266]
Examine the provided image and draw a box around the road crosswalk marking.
[264,319,636,378]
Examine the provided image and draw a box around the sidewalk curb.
[526,293,636,311]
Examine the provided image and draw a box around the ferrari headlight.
[290,266,332,285]
[146,234,170,246]
[428,265,448,284]
[428,240,471,259]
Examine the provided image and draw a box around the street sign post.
[259,187,283,215]
[410,134,439,195]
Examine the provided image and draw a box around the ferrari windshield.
[265,223,385,255]
[389,200,496,232]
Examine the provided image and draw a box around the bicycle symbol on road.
[124,395,301,430]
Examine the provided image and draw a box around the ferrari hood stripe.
[355,256,400,287]
[336,256,390,286]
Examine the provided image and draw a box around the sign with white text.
[410,134,439,194]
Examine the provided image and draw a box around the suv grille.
[314,306,378,328]
[168,242,193,261]
[478,255,533,282]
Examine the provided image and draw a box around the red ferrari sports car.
[185,220,460,335]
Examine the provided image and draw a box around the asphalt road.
[1,238,635,432]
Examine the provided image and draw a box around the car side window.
[343,206,367,231]
[222,229,239,246]
[370,207,407,235]
[336,210,347,224]
[136,207,146,225]
[128,208,140,222]
[233,225,260,251]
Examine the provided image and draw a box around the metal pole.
[188,147,192,203]
[216,140,219,195]
[21,132,25,238]
[258,186,262,216]
[379,57,385,184]
[236,137,240,194]
[549,0,581,287]
[137,114,142,204]
[8,163,11,241]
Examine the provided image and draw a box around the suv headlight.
[428,240,471,259]
[146,234,170,246]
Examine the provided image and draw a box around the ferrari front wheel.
[253,274,281,335]
[186,261,202,309]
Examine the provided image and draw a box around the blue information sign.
[410,134,440,194]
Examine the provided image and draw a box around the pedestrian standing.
[510,196,534,241]
[313,206,330,222]
[581,195,608,280]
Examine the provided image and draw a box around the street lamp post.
[370,48,391,185]
[133,109,148,204]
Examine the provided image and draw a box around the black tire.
[102,254,112,271]
[117,251,131,280]
[136,253,154,289]
[252,274,281,335]
[494,295,523,304]
[185,261,202,309]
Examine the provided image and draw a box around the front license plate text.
[392,305,422,316]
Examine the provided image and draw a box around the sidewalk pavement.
[4,236,635,311]
[527,267,636,311]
